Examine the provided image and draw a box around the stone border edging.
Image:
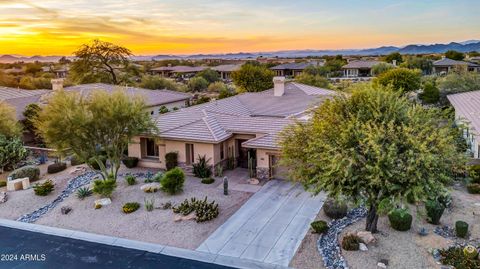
[0,218,291,269]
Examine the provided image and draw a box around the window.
[145,138,159,157]
[220,142,225,160]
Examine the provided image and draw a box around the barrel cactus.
[463,245,478,259]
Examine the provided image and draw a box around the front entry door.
[237,140,249,168]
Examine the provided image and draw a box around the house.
[150,66,207,78]
[42,65,69,78]
[447,90,480,158]
[211,64,242,81]
[127,77,337,180]
[341,60,379,77]
[0,87,49,120]
[270,61,324,77]
[61,83,191,115]
[433,58,480,75]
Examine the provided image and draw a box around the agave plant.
[76,187,93,200]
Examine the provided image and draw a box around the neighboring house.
[150,66,207,78]
[270,61,324,77]
[448,91,480,158]
[127,77,337,180]
[433,58,480,75]
[211,64,242,81]
[341,60,379,77]
[0,86,49,120]
[470,56,480,64]
[42,65,69,78]
[62,83,191,115]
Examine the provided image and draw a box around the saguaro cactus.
[223,176,228,195]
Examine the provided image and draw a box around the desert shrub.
[467,183,480,194]
[161,201,172,210]
[122,202,140,214]
[172,197,219,222]
[463,245,478,260]
[468,164,480,183]
[165,152,178,171]
[160,167,185,194]
[144,197,155,212]
[323,198,348,219]
[388,208,412,231]
[9,165,40,181]
[47,162,67,174]
[33,179,54,196]
[76,187,93,200]
[215,165,223,177]
[0,181,6,187]
[70,155,84,166]
[88,155,107,170]
[152,172,163,182]
[425,199,445,225]
[440,245,480,269]
[122,157,138,168]
[456,221,469,238]
[310,220,328,234]
[341,234,362,251]
[92,178,117,198]
[419,81,440,104]
[193,155,212,178]
[158,106,169,114]
[201,178,215,184]
[125,175,137,185]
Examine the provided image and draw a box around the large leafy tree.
[232,63,274,93]
[195,68,220,84]
[280,85,464,233]
[0,102,21,138]
[384,52,403,64]
[375,67,422,93]
[445,50,465,61]
[22,103,42,143]
[70,39,132,85]
[36,90,156,180]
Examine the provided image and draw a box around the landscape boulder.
[247,178,260,185]
[94,198,112,208]
[356,231,376,244]
[141,183,161,193]
[61,206,72,215]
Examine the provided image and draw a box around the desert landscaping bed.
[290,186,479,269]
[33,166,252,249]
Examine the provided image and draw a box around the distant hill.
[2,40,479,63]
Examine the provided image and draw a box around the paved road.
[197,180,325,266]
[0,226,234,269]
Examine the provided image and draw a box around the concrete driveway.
[197,180,326,266]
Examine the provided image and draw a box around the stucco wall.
[164,140,215,165]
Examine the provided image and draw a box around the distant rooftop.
[0,87,50,120]
[150,66,207,73]
[270,61,324,70]
[433,58,480,67]
[342,60,380,69]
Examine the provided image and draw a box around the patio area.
[197,179,326,266]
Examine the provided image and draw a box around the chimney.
[392,60,397,66]
[51,78,64,91]
[273,76,285,97]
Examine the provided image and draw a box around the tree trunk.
[365,203,379,233]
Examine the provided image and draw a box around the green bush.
[419,81,440,104]
[92,178,117,198]
[70,155,85,166]
[9,165,40,181]
[152,172,163,182]
[122,157,139,168]
[323,198,348,219]
[160,167,185,194]
[201,178,215,184]
[440,245,480,269]
[33,179,54,196]
[341,234,362,251]
[47,162,67,174]
[466,183,480,194]
[425,199,445,225]
[388,208,412,231]
[172,197,219,222]
[145,197,154,212]
[0,181,6,187]
[76,187,93,200]
[468,164,480,184]
[455,221,469,238]
[125,175,137,185]
[122,202,140,214]
[165,152,178,171]
[311,220,328,234]
[193,155,212,178]
[87,156,107,170]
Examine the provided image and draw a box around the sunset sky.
[1,0,479,56]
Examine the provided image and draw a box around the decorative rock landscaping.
[317,207,367,269]
[17,171,97,223]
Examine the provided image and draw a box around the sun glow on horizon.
[1,0,479,56]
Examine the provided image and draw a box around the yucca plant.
[145,197,155,212]
[76,187,93,200]
[192,155,212,178]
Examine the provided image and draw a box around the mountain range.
[1,40,479,63]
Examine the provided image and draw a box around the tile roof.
[64,83,190,107]
[342,60,380,69]
[152,82,336,148]
[270,61,324,70]
[448,90,480,135]
[150,66,207,73]
[210,64,242,72]
[0,87,50,120]
[0,87,49,101]
[433,58,479,67]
